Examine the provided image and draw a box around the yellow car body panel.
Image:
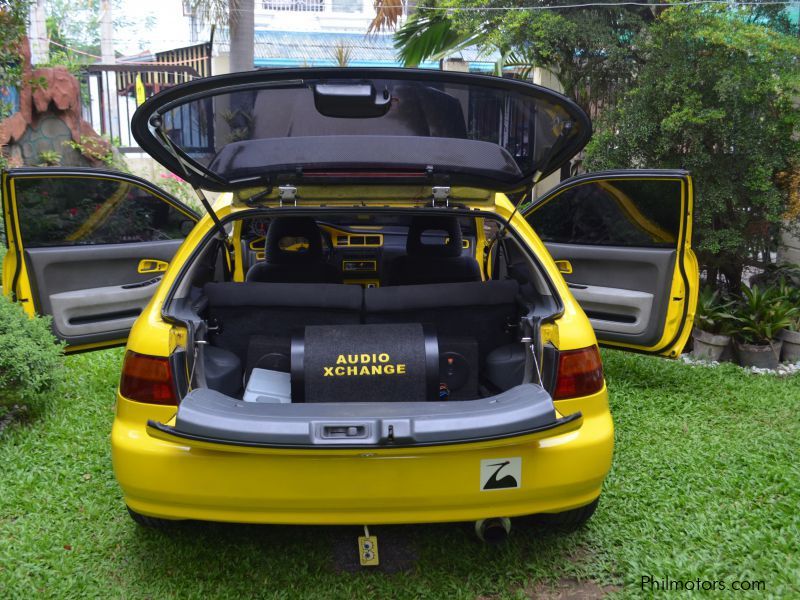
[112,388,612,524]
[524,174,699,358]
[2,71,700,528]
[1,171,37,318]
[1,170,199,353]
[107,193,615,524]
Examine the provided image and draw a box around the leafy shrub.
[157,172,203,213]
[0,295,64,405]
[585,8,800,290]
[750,263,800,290]
[695,287,738,336]
[732,285,798,345]
[775,278,800,332]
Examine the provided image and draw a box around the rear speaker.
[438,336,479,400]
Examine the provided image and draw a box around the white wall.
[779,229,800,265]
[254,0,396,33]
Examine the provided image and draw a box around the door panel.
[524,170,697,357]
[546,243,676,347]
[23,241,183,345]
[2,168,198,351]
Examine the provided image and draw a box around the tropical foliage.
[695,288,737,336]
[192,0,255,73]
[0,0,29,123]
[732,284,798,345]
[586,8,800,290]
[0,294,64,406]
[390,4,800,291]
[390,2,658,113]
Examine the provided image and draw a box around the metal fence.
[81,42,212,152]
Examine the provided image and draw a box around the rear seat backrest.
[364,280,520,361]
[203,280,520,375]
[203,282,362,366]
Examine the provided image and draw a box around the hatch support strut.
[152,124,229,241]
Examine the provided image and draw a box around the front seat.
[246,217,340,283]
[386,216,481,286]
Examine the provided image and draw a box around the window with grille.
[262,0,324,11]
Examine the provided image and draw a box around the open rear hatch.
[147,385,581,449]
[131,68,591,196]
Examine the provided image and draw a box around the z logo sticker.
[480,457,522,491]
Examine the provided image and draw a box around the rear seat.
[364,280,521,362]
[203,282,362,372]
[204,279,521,378]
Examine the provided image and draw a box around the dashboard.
[240,217,478,287]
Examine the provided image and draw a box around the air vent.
[334,234,383,247]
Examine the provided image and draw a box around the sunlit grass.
[0,349,798,598]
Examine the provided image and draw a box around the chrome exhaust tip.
[474,517,511,544]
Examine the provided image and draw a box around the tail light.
[119,351,178,405]
[553,345,604,400]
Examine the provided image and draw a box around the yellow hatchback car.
[2,69,697,539]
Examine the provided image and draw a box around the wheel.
[531,497,599,532]
[126,506,179,529]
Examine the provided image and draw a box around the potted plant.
[780,316,800,363]
[775,279,800,363]
[733,285,797,369]
[692,288,736,361]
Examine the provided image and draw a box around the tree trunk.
[721,261,743,293]
[229,0,255,73]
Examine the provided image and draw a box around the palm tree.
[391,13,488,69]
[369,7,509,75]
[192,0,255,73]
[368,0,407,34]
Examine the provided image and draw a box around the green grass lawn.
[1,349,798,599]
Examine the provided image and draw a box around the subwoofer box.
[291,323,439,403]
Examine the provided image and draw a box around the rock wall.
[0,37,110,167]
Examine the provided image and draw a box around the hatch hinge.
[278,185,298,206]
[431,186,450,207]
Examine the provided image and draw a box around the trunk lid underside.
[131,68,591,197]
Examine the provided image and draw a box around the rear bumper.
[111,389,613,525]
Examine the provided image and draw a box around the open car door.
[524,169,698,357]
[2,168,199,352]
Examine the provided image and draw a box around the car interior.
[167,210,562,409]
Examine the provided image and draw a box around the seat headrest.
[406,216,464,258]
[265,217,324,264]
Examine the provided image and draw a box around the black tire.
[530,497,599,532]
[126,506,179,529]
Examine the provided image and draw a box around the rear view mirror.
[180,219,195,236]
[313,82,391,118]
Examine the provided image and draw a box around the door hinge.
[278,185,297,206]
[431,186,450,207]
